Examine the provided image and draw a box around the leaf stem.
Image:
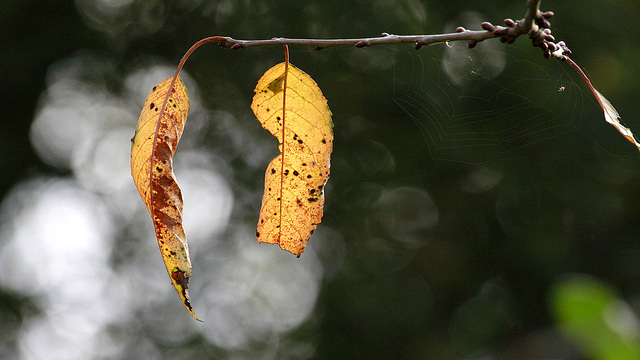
[279,45,289,244]
[564,56,609,112]
[153,36,227,190]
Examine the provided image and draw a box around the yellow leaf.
[130,76,199,320]
[251,62,333,256]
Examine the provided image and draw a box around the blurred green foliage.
[551,276,640,360]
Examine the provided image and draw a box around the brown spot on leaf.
[267,75,285,94]
[170,269,193,311]
[131,76,197,319]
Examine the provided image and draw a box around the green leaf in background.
[550,275,640,360]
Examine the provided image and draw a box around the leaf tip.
[170,268,200,321]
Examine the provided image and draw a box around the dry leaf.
[591,88,640,150]
[251,62,333,256]
[566,57,640,152]
[131,76,198,319]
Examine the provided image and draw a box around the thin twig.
[216,0,545,51]
[218,32,494,50]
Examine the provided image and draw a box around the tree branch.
[522,0,543,33]
[218,31,496,51]
[217,0,547,51]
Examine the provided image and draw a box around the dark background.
[2,0,640,359]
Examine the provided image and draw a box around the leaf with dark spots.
[130,75,199,320]
[251,59,333,256]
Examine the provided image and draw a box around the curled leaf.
[131,76,198,319]
[591,88,640,150]
[566,57,640,152]
[251,62,333,256]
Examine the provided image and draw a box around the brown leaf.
[567,57,640,152]
[131,76,198,319]
[592,88,640,150]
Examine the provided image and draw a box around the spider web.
[391,44,629,165]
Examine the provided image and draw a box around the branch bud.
[536,17,551,29]
[493,28,508,36]
[456,26,466,33]
[504,19,517,27]
[481,22,495,31]
[540,42,548,52]
[468,40,478,48]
